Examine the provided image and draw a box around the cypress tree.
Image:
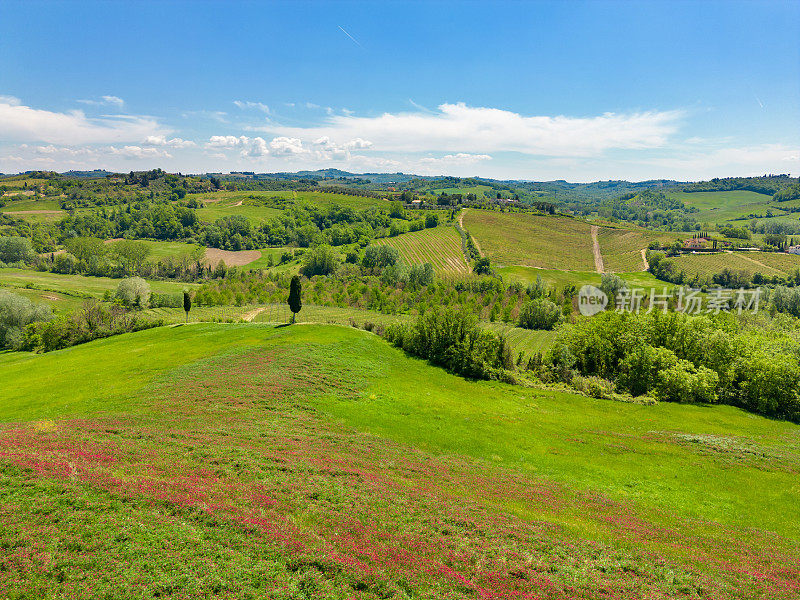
[288,275,302,324]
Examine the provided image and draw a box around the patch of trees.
[17,299,161,352]
[773,182,800,202]
[682,175,796,196]
[548,310,800,422]
[581,191,699,231]
[384,307,514,380]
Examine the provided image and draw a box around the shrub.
[362,245,399,274]
[0,236,36,264]
[301,244,340,277]
[518,298,563,330]
[116,277,151,308]
[383,307,513,380]
[0,291,52,349]
[600,273,627,305]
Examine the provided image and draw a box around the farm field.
[596,227,677,272]
[374,225,469,274]
[496,265,666,290]
[192,189,388,209]
[0,324,798,598]
[194,196,282,224]
[0,268,197,298]
[671,250,800,281]
[666,189,792,223]
[464,209,596,270]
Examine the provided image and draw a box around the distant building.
[787,245,800,255]
[684,238,708,249]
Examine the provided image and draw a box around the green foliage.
[551,311,800,421]
[0,236,36,264]
[287,275,302,321]
[0,290,52,349]
[19,299,162,352]
[473,256,491,274]
[362,245,399,274]
[116,277,151,308]
[384,307,514,380]
[300,244,340,277]
[518,298,563,330]
[600,273,627,303]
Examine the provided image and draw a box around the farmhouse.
[684,238,708,249]
[788,245,800,255]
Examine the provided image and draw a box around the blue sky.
[1,0,798,181]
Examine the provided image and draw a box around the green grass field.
[374,226,469,274]
[497,265,668,292]
[464,210,596,270]
[194,196,283,224]
[664,189,800,228]
[0,324,798,598]
[672,250,800,280]
[192,189,389,210]
[0,268,197,299]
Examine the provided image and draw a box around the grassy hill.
[0,324,798,598]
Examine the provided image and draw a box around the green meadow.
[0,324,798,598]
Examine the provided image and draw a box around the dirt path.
[233,200,243,206]
[640,248,649,271]
[241,307,265,322]
[458,209,483,257]
[591,225,604,273]
[4,209,64,215]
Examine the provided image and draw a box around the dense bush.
[0,291,52,349]
[384,307,514,380]
[362,245,399,274]
[550,310,800,421]
[301,244,341,276]
[19,300,162,352]
[518,298,563,330]
[0,236,36,264]
[116,277,151,308]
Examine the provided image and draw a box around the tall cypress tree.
[288,276,302,324]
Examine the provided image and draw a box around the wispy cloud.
[77,95,125,108]
[0,97,166,145]
[263,102,684,157]
[233,100,270,113]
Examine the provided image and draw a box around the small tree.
[288,275,302,324]
[116,277,151,308]
[183,291,191,323]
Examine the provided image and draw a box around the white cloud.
[265,103,683,158]
[233,100,270,113]
[144,135,195,148]
[77,95,125,108]
[109,145,172,159]
[420,153,492,166]
[0,95,21,106]
[0,97,167,145]
[269,136,305,156]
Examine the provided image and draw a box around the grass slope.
[0,324,798,598]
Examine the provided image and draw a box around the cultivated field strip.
[463,210,596,271]
[672,251,800,280]
[375,226,469,274]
